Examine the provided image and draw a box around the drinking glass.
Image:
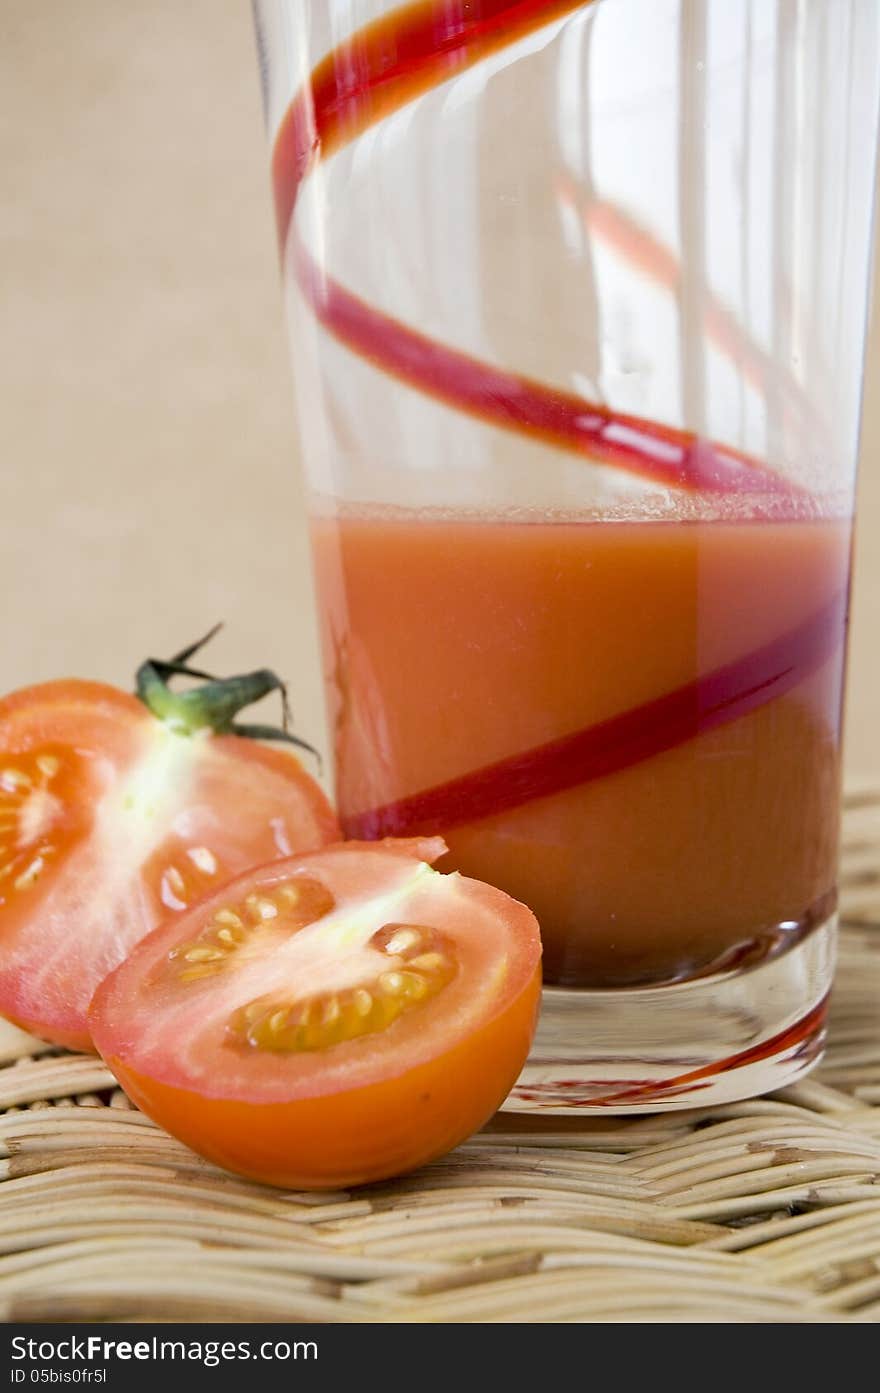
[253,0,880,1110]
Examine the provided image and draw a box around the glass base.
[505,915,836,1114]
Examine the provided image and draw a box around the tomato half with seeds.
[0,650,338,1051]
[89,838,541,1188]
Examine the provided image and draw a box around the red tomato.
[0,680,338,1050]
[89,838,541,1188]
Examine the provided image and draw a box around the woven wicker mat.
[2,790,879,1324]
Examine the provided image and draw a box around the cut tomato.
[89,839,541,1188]
[0,665,338,1050]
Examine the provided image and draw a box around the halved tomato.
[89,838,541,1188]
[0,675,338,1051]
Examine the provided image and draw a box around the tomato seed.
[1,769,30,793]
[187,846,218,875]
[353,989,373,1017]
[383,926,423,955]
[183,946,223,963]
[410,952,445,973]
[165,866,186,896]
[214,910,243,928]
[14,856,44,891]
[380,971,405,996]
[246,895,279,921]
[322,997,341,1025]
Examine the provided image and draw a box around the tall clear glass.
[253,0,880,1110]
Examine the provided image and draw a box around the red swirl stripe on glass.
[511,993,829,1108]
[342,589,848,839]
[272,0,800,498]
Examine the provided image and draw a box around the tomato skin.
[0,680,339,1052]
[101,965,540,1188]
[0,678,145,732]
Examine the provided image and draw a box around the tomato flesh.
[89,839,541,1188]
[0,681,339,1050]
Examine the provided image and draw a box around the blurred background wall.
[2,0,878,781]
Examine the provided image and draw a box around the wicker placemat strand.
[2,790,878,1323]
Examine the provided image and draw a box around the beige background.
[2,0,878,780]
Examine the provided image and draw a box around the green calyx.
[135,623,320,766]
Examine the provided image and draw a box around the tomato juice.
[313,510,850,987]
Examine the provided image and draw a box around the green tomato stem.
[134,628,320,767]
